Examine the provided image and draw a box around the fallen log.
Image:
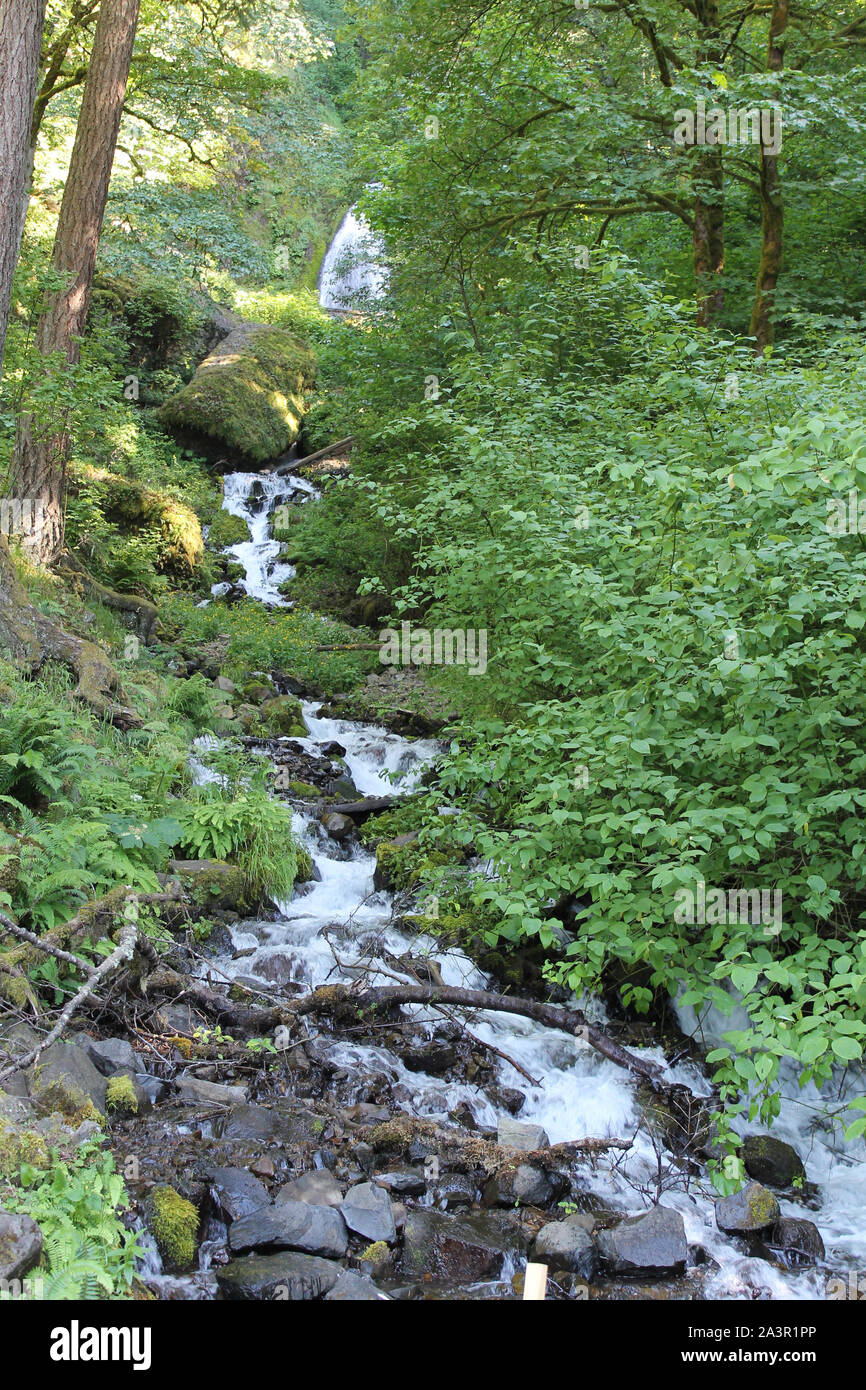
[274,437,354,477]
[327,795,396,818]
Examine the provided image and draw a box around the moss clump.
[295,847,314,883]
[150,1186,199,1270]
[358,1240,389,1263]
[0,1121,49,1178]
[105,1075,139,1117]
[207,510,251,550]
[288,780,320,798]
[255,696,308,737]
[746,1183,780,1227]
[159,324,316,463]
[73,466,204,576]
[33,1079,105,1129]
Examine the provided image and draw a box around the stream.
[154,445,866,1303]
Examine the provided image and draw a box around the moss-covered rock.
[159,323,315,463]
[167,858,251,912]
[105,1074,139,1117]
[207,510,251,550]
[148,1186,199,1270]
[254,695,308,737]
[742,1135,806,1188]
[71,466,204,576]
[0,1120,49,1178]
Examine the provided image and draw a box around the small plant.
[105,1075,139,1116]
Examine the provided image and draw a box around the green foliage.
[174,786,303,901]
[4,1144,140,1300]
[0,693,96,812]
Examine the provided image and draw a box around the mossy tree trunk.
[749,0,788,355]
[10,0,141,566]
[0,0,47,380]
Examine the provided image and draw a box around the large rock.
[340,1182,397,1244]
[32,1041,107,1117]
[229,1202,348,1259]
[256,696,308,738]
[167,859,249,912]
[217,1103,321,1146]
[532,1217,598,1278]
[320,812,354,842]
[759,1216,825,1268]
[402,1209,525,1283]
[715,1181,780,1234]
[742,1135,806,1189]
[85,1038,140,1076]
[497,1117,550,1152]
[0,1211,42,1282]
[277,1170,343,1209]
[597,1205,689,1276]
[177,1077,247,1107]
[210,1167,271,1223]
[482,1163,557,1210]
[325,1270,391,1301]
[216,1251,342,1300]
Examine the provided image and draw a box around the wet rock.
[341,1103,390,1127]
[325,1270,390,1301]
[340,1182,397,1243]
[497,1117,549,1152]
[85,1038,141,1076]
[250,1155,276,1180]
[396,1040,459,1075]
[482,1163,557,1209]
[210,1167,271,1222]
[435,1173,476,1209]
[742,1135,806,1189]
[597,1205,689,1276]
[402,1209,526,1282]
[758,1216,825,1268]
[327,776,360,800]
[320,812,354,842]
[277,1171,343,1208]
[715,1181,781,1234]
[248,952,306,989]
[373,1168,426,1197]
[532,1216,598,1278]
[178,1078,248,1107]
[485,1085,526,1116]
[0,1211,42,1282]
[229,1202,348,1259]
[218,1104,322,1146]
[373,834,420,892]
[216,1251,342,1300]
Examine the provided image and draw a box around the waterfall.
[319,207,388,312]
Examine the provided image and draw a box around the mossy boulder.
[255,695,308,737]
[159,323,315,464]
[207,510,251,550]
[715,1180,780,1234]
[71,466,204,576]
[148,1186,200,1271]
[167,859,251,912]
[0,1120,49,1178]
[742,1135,806,1189]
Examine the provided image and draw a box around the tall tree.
[0,0,47,381]
[11,0,141,565]
[749,0,788,355]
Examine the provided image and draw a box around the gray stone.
[482,1163,556,1209]
[177,1077,247,1107]
[229,1202,348,1259]
[597,1205,689,1275]
[715,1181,780,1234]
[32,1041,107,1115]
[210,1167,271,1222]
[218,1103,321,1145]
[320,812,354,841]
[742,1135,806,1189]
[0,1211,42,1282]
[340,1182,397,1243]
[214,676,236,693]
[435,1173,476,1208]
[373,1168,426,1197]
[0,1092,32,1124]
[402,1209,526,1283]
[497,1117,549,1152]
[325,1270,391,1301]
[86,1038,140,1076]
[216,1251,342,1300]
[533,1216,598,1278]
[276,1170,343,1208]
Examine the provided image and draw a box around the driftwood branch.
[274,437,354,477]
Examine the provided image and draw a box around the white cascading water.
[211,470,318,607]
[193,460,866,1301]
[318,206,388,312]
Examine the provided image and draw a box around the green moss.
[150,1186,199,1270]
[74,467,204,576]
[33,1079,105,1129]
[358,1240,389,1263]
[295,846,314,883]
[207,510,251,550]
[288,780,320,798]
[159,324,316,463]
[105,1075,139,1117]
[254,695,308,737]
[746,1183,780,1226]
[0,1121,49,1178]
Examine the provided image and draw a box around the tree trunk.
[749,0,788,354]
[0,0,47,380]
[693,149,725,327]
[10,0,141,566]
